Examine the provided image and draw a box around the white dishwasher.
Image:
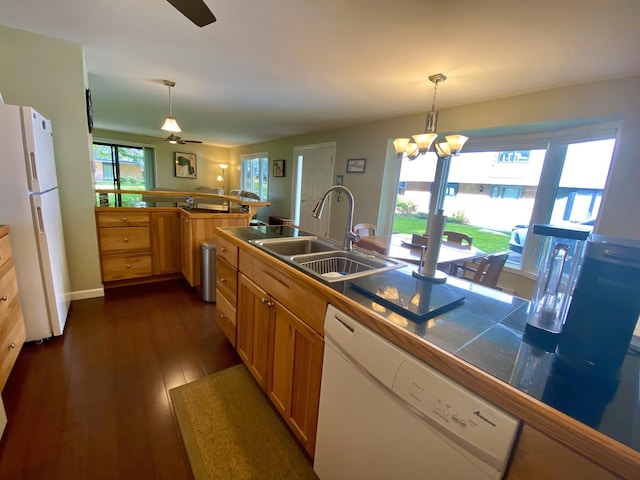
[314,304,520,480]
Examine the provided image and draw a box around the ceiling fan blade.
[181,139,203,144]
[166,0,216,27]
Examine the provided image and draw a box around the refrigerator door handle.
[36,205,46,234]
[29,151,39,183]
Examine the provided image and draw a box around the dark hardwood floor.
[0,279,241,480]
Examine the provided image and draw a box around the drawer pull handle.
[220,313,227,319]
[8,343,16,349]
[122,217,128,222]
[123,238,129,242]
[261,297,269,304]
[0,296,7,302]
[220,277,226,283]
[126,264,131,269]
[221,247,227,252]
[266,301,274,308]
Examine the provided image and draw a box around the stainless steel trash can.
[200,240,216,302]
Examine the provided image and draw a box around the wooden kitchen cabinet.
[0,226,26,392]
[268,295,323,455]
[506,424,621,480]
[180,212,248,287]
[237,274,271,388]
[150,210,181,275]
[96,209,183,285]
[215,235,239,346]
[96,211,152,282]
[237,250,325,457]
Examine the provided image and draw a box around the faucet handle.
[347,231,360,243]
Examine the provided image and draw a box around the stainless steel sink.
[290,250,403,282]
[251,236,341,256]
[250,236,405,282]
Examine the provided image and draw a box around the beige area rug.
[170,364,318,480]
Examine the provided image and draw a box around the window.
[393,123,619,272]
[93,142,155,207]
[491,185,523,199]
[240,152,269,199]
[445,183,459,196]
[497,150,530,163]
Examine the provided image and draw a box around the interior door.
[293,144,334,236]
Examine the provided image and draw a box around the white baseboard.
[70,288,105,301]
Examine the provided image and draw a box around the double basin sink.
[250,236,404,283]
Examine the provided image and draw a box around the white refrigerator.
[0,104,71,342]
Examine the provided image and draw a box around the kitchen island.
[94,189,270,287]
[217,225,639,480]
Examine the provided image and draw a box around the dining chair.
[443,231,473,247]
[443,231,474,275]
[463,253,509,289]
[353,223,377,237]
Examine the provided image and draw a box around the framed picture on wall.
[273,159,285,177]
[346,158,366,173]
[175,152,197,179]
[85,89,93,134]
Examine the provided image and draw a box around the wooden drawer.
[101,253,152,281]
[0,306,26,391]
[0,234,11,269]
[215,290,237,347]
[216,257,237,305]
[239,250,326,335]
[97,211,150,227]
[99,226,150,253]
[0,260,20,323]
[216,235,239,268]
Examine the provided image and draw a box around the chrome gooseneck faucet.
[312,185,360,250]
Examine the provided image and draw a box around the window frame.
[392,121,621,273]
[92,139,156,207]
[240,152,269,200]
[461,122,620,273]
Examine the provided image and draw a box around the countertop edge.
[94,206,252,218]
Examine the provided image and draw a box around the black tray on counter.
[350,270,465,322]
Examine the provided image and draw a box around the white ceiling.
[2,0,640,147]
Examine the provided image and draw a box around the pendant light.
[161,80,182,133]
[393,73,468,160]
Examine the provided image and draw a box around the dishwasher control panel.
[393,359,519,467]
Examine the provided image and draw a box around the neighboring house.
[398,146,612,231]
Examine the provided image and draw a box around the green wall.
[0,25,102,298]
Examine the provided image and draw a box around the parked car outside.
[508,219,595,253]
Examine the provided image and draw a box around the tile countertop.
[224,225,640,456]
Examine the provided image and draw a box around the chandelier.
[393,73,468,160]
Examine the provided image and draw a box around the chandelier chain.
[431,80,439,114]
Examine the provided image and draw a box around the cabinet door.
[150,211,181,275]
[268,300,323,457]
[237,274,271,389]
[180,215,194,285]
[506,424,620,480]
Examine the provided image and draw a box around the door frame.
[291,142,336,229]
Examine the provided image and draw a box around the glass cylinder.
[526,224,590,336]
